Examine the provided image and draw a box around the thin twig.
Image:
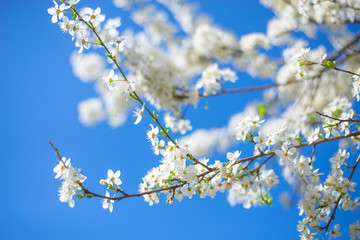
[316,111,360,123]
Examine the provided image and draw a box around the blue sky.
[1,0,359,240]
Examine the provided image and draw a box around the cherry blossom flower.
[307,127,320,144]
[350,220,360,240]
[75,32,90,53]
[101,169,122,186]
[82,7,105,27]
[103,70,120,91]
[147,124,159,146]
[133,104,145,125]
[53,157,71,179]
[226,150,241,164]
[48,0,68,23]
[102,191,114,212]
[342,198,360,211]
[275,145,297,165]
[153,140,165,155]
[329,224,341,238]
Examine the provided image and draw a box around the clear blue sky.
[0,1,359,240]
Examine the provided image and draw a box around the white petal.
[83,7,93,15]
[94,7,101,15]
[51,14,58,23]
[68,199,75,208]
[97,15,105,22]
[59,4,65,11]
[134,116,141,125]
[48,7,56,15]
[114,179,122,185]
[107,169,114,178]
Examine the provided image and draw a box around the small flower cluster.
[53,157,86,208]
[321,97,354,137]
[227,162,279,208]
[164,113,192,135]
[235,116,265,142]
[235,117,323,189]
[140,153,279,208]
[102,69,135,98]
[297,149,359,239]
[99,169,123,212]
[196,64,238,96]
[48,0,124,55]
[350,220,360,240]
[140,121,281,207]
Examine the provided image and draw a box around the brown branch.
[175,80,301,99]
[310,145,316,161]
[330,35,360,60]
[202,82,291,97]
[329,65,360,77]
[234,131,360,166]
[50,130,360,203]
[49,140,66,165]
[77,181,187,201]
[305,61,360,77]
[251,154,275,173]
[316,112,360,123]
[328,33,360,61]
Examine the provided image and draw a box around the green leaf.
[323,60,335,69]
[76,194,84,199]
[85,194,93,198]
[108,185,116,191]
[296,137,303,142]
[332,109,341,117]
[152,111,159,119]
[128,92,135,100]
[309,115,316,122]
[160,129,169,135]
[105,53,113,59]
[261,194,272,206]
[258,103,266,118]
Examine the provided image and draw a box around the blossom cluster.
[195,64,238,96]
[53,157,86,208]
[139,120,280,207]
[99,169,123,212]
[297,149,359,239]
[164,113,192,135]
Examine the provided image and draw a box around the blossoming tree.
[49,0,360,239]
